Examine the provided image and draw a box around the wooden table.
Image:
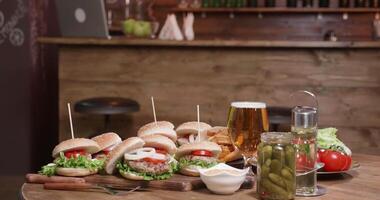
[21,154,380,200]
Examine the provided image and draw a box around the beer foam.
[231,102,266,109]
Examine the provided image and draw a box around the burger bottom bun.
[119,170,145,180]
[179,165,202,177]
[221,149,242,163]
[56,167,98,177]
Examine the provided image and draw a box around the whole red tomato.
[318,149,351,172]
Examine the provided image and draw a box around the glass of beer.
[227,102,269,170]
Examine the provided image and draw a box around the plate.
[317,160,360,175]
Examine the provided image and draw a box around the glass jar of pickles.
[257,132,296,200]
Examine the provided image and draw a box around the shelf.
[172,7,380,13]
[37,37,380,48]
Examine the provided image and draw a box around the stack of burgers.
[105,121,179,180]
[38,121,241,179]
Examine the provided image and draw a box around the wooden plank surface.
[37,37,380,48]
[21,154,380,200]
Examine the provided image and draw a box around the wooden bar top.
[21,154,380,200]
[38,37,380,48]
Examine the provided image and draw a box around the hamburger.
[105,136,178,180]
[204,126,242,163]
[176,141,221,176]
[39,138,103,177]
[91,132,122,160]
[137,121,177,142]
[176,121,212,146]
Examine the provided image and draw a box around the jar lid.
[261,132,293,144]
[291,106,318,128]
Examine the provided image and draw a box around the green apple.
[133,21,146,37]
[141,21,152,37]
[123,19,135,35]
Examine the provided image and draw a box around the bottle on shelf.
[354,0,367,7]
[265,0,276,7]
[319,0,330,7]
[303,0,314,7]
[368,0,375,7]
[201,0,209,7]
[339,0,350,7]
[249,0,258,7]
[287,0,297,7]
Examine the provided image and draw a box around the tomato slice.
[64,149,86,158]
[103,150,110,155]
[155,148,167,155]
[191,150,213,157]
[143,157,166,164]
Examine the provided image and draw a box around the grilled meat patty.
[127,160,170,175]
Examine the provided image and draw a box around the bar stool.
[74,97,140,131]
[267,106,291,132]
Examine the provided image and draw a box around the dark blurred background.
[0,0,58,199]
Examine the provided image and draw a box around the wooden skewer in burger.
[105,97,178,180]
[137,97,177,142]
[176,105,222,176]
[39,103,103,177]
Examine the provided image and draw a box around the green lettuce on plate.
[317,128,352,155]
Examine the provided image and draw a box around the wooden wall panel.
[59,46,380,155]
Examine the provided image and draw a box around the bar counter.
[38,37,380,156]
[38,37,380,48]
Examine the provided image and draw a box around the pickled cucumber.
[258,137,295,200]
[268,173,286,189]
[270,159,282,175]
[262,178,289,199]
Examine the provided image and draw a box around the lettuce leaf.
[317,128,352,155]
[178,157,217,169]
[116,161,175,181]
[38,152,105,176]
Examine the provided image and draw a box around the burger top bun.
[52,138,101,158]
[176,121,212,136]
[137,121,177,142]
[175,141,221,158]
[91,132,122,150]
[105,137,145,174]
[141,134,177,155]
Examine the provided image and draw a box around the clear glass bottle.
[291,106,318,195]
[257,132,296,200]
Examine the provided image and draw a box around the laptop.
[55,0,110,38]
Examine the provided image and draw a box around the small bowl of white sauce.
[198,163,249,195]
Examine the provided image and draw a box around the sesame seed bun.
[176,122,212,137]
[104,137,145,174]
[52,138,101,158]
[175,141,221,159]
[91,132,122,150]
[141,134,177,155]
[56,168,98,177]
[137,121,177,142]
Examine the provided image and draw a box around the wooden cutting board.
[85,174,255,191]
[26,173,254,192]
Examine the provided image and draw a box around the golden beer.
[227,102,269,165]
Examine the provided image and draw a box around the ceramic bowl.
[198,163,249,195]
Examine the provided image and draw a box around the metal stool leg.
[104,115,110,131]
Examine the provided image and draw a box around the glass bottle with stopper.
[290,91,326,197]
